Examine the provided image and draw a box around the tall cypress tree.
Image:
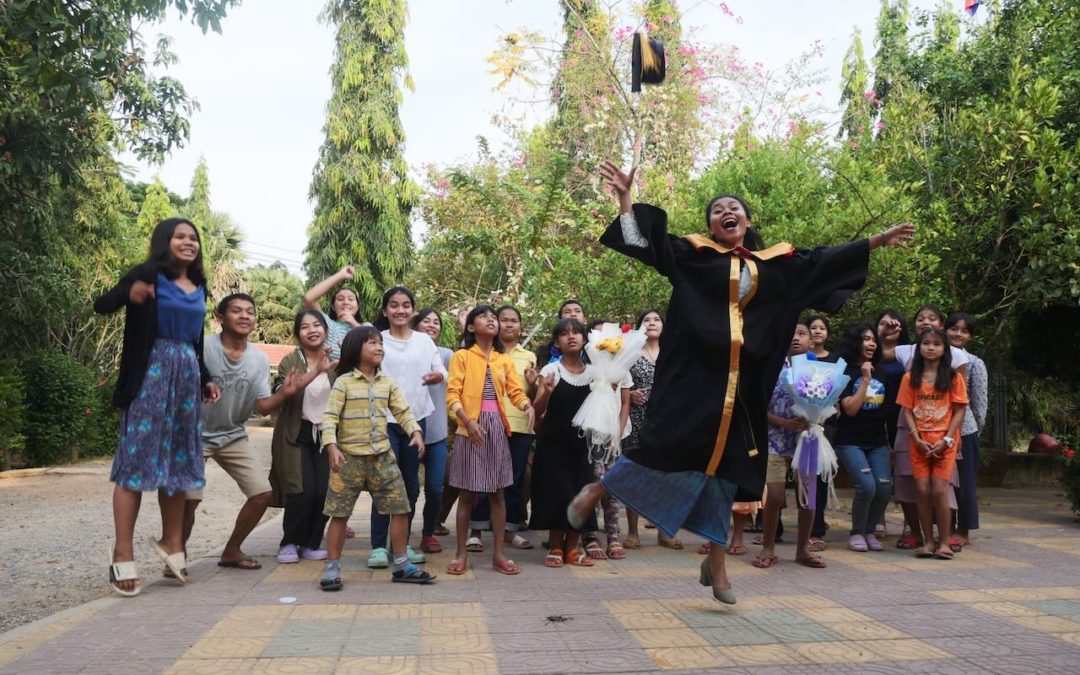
[838,28,872,140]
[305,0,419,312]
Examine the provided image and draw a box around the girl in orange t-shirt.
[896,327,968,560]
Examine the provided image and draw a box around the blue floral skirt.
[110,339,205,495]
[602,455,737,545]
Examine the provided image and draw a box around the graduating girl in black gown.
[568,161,915,603]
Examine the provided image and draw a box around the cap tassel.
[638,31,660,75]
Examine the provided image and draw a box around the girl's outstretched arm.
[304,265,354,310]
[869,223,916,250]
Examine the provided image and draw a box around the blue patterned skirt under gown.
[602,455,737,545]
[110,339,205,495]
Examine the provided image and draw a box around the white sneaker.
[300,547,328,561]
[277,544,300,564]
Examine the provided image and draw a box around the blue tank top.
[155,272,205,342]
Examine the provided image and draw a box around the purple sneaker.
[865,534,884,551]
[300,547,328,561]
[277,544,299,564]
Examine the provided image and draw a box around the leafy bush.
[83,374,121,459]
[21,351,96,466]
[1059,443,1080,515]
[0,361,27,468]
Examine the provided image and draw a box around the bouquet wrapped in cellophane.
[572,323,646,463]
[784,354,850,511]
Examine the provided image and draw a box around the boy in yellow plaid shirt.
[320,326,436,589]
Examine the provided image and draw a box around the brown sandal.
[564,549,594,567]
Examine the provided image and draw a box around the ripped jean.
[835,444,892,536]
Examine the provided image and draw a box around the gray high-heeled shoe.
[698,559,736,604]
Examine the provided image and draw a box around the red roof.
[251,343,295,368]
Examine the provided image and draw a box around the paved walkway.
[1,488,1078,674]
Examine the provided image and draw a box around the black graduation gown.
[600,204,869,495]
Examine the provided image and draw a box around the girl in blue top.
[94,218,220,597]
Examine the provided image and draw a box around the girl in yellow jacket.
[445,305,534,576]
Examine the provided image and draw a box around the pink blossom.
[788,120,800,137]
[647,22,659,32]
[677,44,698,57]
[661,14,673,23]
[864,89,877,101]
[665,173,676,189]
[875,121,885,131]
[719,2,734,17]
[849,139,860,150]
[697,93,710,103]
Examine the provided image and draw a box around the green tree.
[136,178,178,237]
[243,264,305,344]
[184,159,246,300]
[305,0,419,311]
[838,28,873,140]
[871,0,911,104]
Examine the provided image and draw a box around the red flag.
[964,0,979,15]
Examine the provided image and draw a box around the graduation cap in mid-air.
[631,31,665,92]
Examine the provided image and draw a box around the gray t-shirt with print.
[201,333,272,449]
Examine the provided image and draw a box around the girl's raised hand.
[860,361,874,379]
[879,222,916,248]
[316,348,338,374]
[599,161,636,199]
[338,265,356,280]
[128,280,156,305]
[524,365,539,386]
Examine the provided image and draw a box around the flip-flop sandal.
[752,554,778,569]
[623,536,640,550]
[148,536,187,583]
[545,548,565,568]
[566,486,594,531]
[584,541,607,560]
[807,538,827,552]
[506,534,534,550]
[947,536,964,553]
[109,548,142,597]
[796,556,827,568]
[726,544,747,555]
[698,543,712,555]
[393,567,438,583]
[933,549,955,560]
[344,526,356,539]
[564,549,594,567]
[465,537,484,553]
[914,547,935,559]
[217,556,262,570]
[446,559,467,575]
[493,559,520,575]
[658,534,684,550]
[606,542,627,559]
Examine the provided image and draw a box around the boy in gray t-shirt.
[182,294,299,572]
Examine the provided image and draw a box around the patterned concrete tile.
[792,640,878,665]
[645,646,736,670]
[1006,614,1080,633]
[693,625,777,646]
[340,631,418,656]
[627,627,709,648]
[277,618,352,638]
[761,622,844,644]
[419,631,493,655]
[416,653,498,675]
[334,655,418,674]
[740,609,818,626]
[182,637,272,659]
[716,643,805,666]
[288,605,357,620]
[1023,598,1080,617]
[826,621,911,641]
[861,638,951,661]
[611,611,686,630]
[202,619,285,639]
[259,634,346,658]
[250,657,336,674]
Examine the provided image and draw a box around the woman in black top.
[833,323,891,553]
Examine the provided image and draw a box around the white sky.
[128,0,944,277]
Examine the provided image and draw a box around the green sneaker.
[406,546,426,564]
[367,547,389,568]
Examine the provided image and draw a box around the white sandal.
[148,535,187,584]
[109,547,142,597]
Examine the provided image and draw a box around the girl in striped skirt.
[445,306,535,576]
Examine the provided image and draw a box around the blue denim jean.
[835,443,892,535]
[420,438,448,537]
[370,420,424,550]
[469,432,534,531]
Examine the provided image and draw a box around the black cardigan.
[94,262,212,409]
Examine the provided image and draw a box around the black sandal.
[392,567,437,584]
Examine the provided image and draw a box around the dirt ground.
[0,427,278,634]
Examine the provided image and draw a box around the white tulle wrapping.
[571,324,646,463]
